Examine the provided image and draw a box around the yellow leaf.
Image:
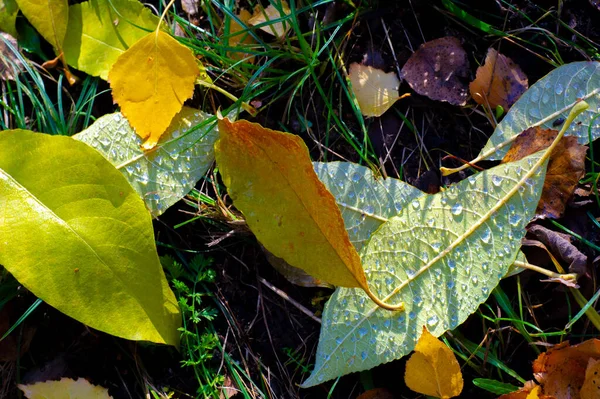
[581,358,600,399]
[348,63,402,117]
[108,30,199,150]
[18,378,112,399]
[525,386,541,399]
[15,0,68,51]
[248,1,291,39]
[226,9,256,63]
[405,327,463,399]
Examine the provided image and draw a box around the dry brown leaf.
[527,225,587,276]
[502,126,587,219]
[356,388,395,399]
[263,247,333,288]
[400,37,470,106]
[248,1,291,39]
[470,48,528,109]
[0,32,23,81]
[348,63,402,117]
[533,339,600,398]
[581,358,600,399]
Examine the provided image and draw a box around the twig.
[258,277,321,324]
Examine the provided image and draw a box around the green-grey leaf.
[63,0,159,80]
[302,152,547,387]
[74,107,218,217]
[0,130,180,345]
[313,162,425,251]
[479,61,600,161]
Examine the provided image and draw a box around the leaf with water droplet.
[478,62,600,161]
[73,107,218,217]
[313,162,424,251]
[302,150,548,386]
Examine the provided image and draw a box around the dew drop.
[365,205,374,214]
[447,280,455,289]
[394,202,403,212]
[528,107,542,119]
[383,319,391,328]
[318,375,324,382]
[447,259,456,270]
[361,351,368,361]
[413,295,423,306]
[450,315,458,328]
[335,337,343,345]
[408,311,416,320]
[492,175,503,186]
[449,203,463,216]
[509,214,522,226]
[482,287,490,296]
[358,327,368,338]
[482,262,489,272]
[411,200,420,210]
[431,241,442,252]
[480,227,492,244]
[472,276,479,285]
[427,218,435,227]
[427,315,439,327]
[352,173,360,182]
[530,87,540,102]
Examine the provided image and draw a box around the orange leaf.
[109,30,199,150]
[404,326,463,398]
[225,9,256,63]
[498,382,554,399]
[470,48,528,110]
[214,119,364,288]
[533,339,600,398]
[581,358,600,399]
[502,126,587,219]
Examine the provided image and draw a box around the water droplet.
[451,203,463,216]
[472,276,479,285]
[318,375,324,382]
[529,107,542,119]
[482,262,489,272]
[530,87,540,102]
[461,284,468,292]
[408,311,416,320]
[413,295,423,306]
[411,200,420,210]
[352,173,360,182]
[335,337,343,345]
[361,351,368,361]
[427,315,439,327]
[447,259,456,270]
[509,214,522,226]
[421,252,429,262]
[394,202,403,212]
[542,93,550,104]
[480,227,492,244]
[447,280,455,289]
[492,175,503,186]
[431,241,442,252]
[450,315,458,328]
[385,277,394,286]
[468,176,476,185]
[555,82,564,95]
[358,327,368,338]
[482,287,490,296]
[427,218,435,227]
[365,205,374,214]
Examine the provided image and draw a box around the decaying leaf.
[109,30,199,149]
[580,358,600,399]
[498,381,551,399]
[527,224,587,276]
[356,388,395,399]
[502,126,587,219]
[63,0,160,80]
[214,119,399,310]
[533,339,600,398]
[264,248,333,288]
[248,1,291,39]
[18,378,112,399]
[0,0,19,38]
[401,37,470,106]
[181,0,198,15]
[225,9,256,63]
[470,48,528,110]
[404,327,463,398]
[0,32,23,80]
[348,63,403,117]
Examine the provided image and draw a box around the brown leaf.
[357,388,395,399]
[501,126,587,219]
[527,224,587,276]
[498,381,554,399]
[469,48,528,109]
[533,339,600,398]
[400,37,470,106]
[0,32,23,81]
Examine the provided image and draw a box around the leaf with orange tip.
[214,118,401,310]
[248,1,291,39]
[108,30,199,150]
[470,48,528,110]
[404,327,463,399]
[18,378,112,399]
[501,126,587,219]
[533,339,600,398]
[348,63,404,117]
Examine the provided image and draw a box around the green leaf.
[63,0,158,80]
[0,130,180,345]
[472,378,519,395]
[479,61,600,161]
[302,152,547,387]
[0,0,19,38]
[313,162,425,251]
[15,0,68,51]
[73,107,218,217]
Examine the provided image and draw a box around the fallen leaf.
[225,9,256,63]
[63,0,160,80]
[470,48,528,109]
[18,378,112,399]
[581,358,600,399]
[181,0,198,15]
[401,37,470,106]
[498,382,553,399]
[0,32,23,80]
[248,1,291,39]
[348,63,402,117]
[214,119,365,289]
[502,126,587,219]
[533,339,600,398]
[527,224,587,276]
[356,388,395,399]
[15,0,67,52]
[109,30,199,149]
[405,327,463,398]
[264,247,333,288]
[0,0,19,38]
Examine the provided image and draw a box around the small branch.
[258,277,321,324]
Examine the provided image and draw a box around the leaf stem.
[513,260,578,283]
[156,0,177,35]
